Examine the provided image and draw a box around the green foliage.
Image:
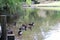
[26,0,31,5]
[0,0,5,7]
[0,0,28,14]
[0,0,25,23]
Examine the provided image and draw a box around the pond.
[44,23,60,40]
[38,10,60,40]
[16,8,60,40]
[34,10,60,40]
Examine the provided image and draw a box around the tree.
[0,0,25,23]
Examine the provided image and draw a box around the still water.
[33,10,60,40]
[44,23,60,40]
[16,8,60,40]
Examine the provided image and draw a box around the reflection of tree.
[46,10,60,25]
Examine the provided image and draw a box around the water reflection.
[17,7,60,40]
[33,33,38,40]
[37,10,60,40]
[44,23,60,40]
